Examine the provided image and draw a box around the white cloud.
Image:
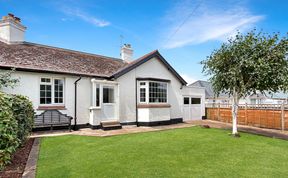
[161,0,264,49]
[61,7,110,27]
[180,73,197,84]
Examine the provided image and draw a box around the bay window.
[138,81,168,104]
[40,78,64,105]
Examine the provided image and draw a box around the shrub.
[10,95,34,144]
[0,92,34,170]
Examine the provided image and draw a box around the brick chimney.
[0,13,26,44]
[121,44,133,63]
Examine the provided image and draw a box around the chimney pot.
[121,44,133,63]
[8,13,14,18]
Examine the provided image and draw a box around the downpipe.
[74,76,82,130]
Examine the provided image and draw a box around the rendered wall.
[116,57,184,123]
[1,71,91,125]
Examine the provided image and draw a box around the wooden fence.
[206,104,288,131]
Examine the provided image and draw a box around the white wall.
[181,86,206,117]
[1,57,204,126]
[116,57,185,123]
[1,71,91,125]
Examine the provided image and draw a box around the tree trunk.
[232,88,239,135]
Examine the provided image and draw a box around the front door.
[102,85,116,121]
[183,96,202,121]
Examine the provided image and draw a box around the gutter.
[74,76,82,130]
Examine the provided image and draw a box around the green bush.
[0,92,34,170]
[10,95,34,144]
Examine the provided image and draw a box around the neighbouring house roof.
[0,41,127,78]
[189,80,229,99]
[190,80,288,100]
[0,41,187,85]
[112,50,187,85]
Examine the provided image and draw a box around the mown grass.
[36,127,288,178]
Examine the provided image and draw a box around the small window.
[184,97,189,104]
[103,86,114,103]
[191,98,201,104]
[140,82,146,86]
[96,84,100,107]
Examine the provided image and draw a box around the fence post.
[217,103,220,121]
[245,103,248,125]
[281,103,284,131]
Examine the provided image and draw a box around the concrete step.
[101,120,122,130]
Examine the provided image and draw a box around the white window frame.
[39,77,65,106]
[91,79,118,109]
[139,82,147,103]
[138,81,168,104]
[102,85,115,105]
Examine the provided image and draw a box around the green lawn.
[36,127,288,178]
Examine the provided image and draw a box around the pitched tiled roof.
[0,41,127,77]
[112,50,187,85]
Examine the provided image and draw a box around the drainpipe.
[135,78,139,127]
[74,76,82,130]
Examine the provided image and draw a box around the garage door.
[183,96,202,121]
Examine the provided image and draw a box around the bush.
[10,95,34,144]
[0,92,34,170]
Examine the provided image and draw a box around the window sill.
[37,105,66,110]
[89,106,101,110]
[137,104,171,108]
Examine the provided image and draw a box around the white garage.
[181,86,206,121]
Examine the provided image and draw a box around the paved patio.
[30,120,288,140]
[30,122,195,138]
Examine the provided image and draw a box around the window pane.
[149,82,167,103]
[40,98,45,104]
[103,87,114,103]
[40,91,45,97]
[184,97,189,104]
[96,84,100,107]
[54,79,64,103]
[46,85,51,91]
[140,88,146,102]
[191,98,201,104]
[46,98,51,104]
[40,84,52,104]
[41,78,51,83]
[40,85,45,90]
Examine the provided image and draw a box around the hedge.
[0,92,34,170]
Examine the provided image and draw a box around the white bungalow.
[0,14,205,130]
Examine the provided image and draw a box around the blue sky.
[1,0,287,83]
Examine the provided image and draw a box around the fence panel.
[206,104,287,130]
